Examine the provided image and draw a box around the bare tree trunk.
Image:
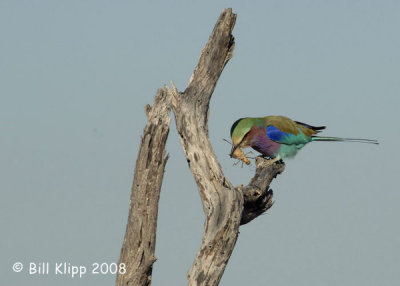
[116,89,171,286]
[117,8,284,286]
[167,9,285,286]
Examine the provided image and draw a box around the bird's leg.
[260,155,282,166]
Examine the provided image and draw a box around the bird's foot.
[259,156,283,166]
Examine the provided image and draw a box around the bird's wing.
[266,125,311,145]
[267,125,293,144]
[294,121,326,135]
[264,116,320,145]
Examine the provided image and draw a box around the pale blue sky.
[1,1,399,285]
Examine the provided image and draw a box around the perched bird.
[230,115,378,165]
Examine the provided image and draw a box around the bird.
[230,115,378,165]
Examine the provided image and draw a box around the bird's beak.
[230,145,237,158]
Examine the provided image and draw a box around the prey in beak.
[230,144,250,165]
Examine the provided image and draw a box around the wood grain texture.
[168,9,285,286]
[117,8,285,286]
[240,158,285,225]
[116,88,170,286]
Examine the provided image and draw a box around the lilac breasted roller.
[230,115,378,165]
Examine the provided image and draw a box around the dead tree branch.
[240,158,285,225]
[117,8,284,286]
[116,89,171,286]
[167,8,285,286]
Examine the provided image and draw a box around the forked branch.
[117,8,285,286]
[167,8,285,286]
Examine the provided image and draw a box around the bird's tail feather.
[312,136,379,144]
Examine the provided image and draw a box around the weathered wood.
[116,88,170,286]
[168,9,240,285]
[168,8,285,286]
[117,8,285,286]
[240,158,285,225]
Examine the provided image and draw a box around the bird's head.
[230,117,254,156]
